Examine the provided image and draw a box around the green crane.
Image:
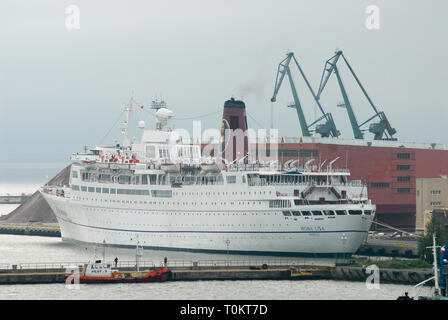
[317,50,397,140]
[271,52,340,138]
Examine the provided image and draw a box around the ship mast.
[135,236,143,272]
[428,233,441,296]
[122,96,135,148]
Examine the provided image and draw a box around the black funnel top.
[224,97,246,109]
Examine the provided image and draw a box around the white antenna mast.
[122,94,135,148]
[427,233,441,296]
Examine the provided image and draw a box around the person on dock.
[114,257,118,267]
[164,257,167,266]
[397,292,413,300]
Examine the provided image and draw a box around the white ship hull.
[42,191,374,256]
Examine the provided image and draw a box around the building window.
[397,188,411,193]
[397,164,411,171]
[430,190,441,195]
[397,153,411,159]
[431,202,441,206]
[371,182,390,188]
[397,176,411,182]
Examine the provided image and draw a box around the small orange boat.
[66,260,170,284]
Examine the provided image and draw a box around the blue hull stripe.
[58,216,367,235]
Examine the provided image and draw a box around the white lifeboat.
[201,162,220,173]
[160,162,180,173]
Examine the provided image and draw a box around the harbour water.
[0,163,433,300]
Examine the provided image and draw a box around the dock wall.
[330,266,433,285]
[356,242,418,258]
[0,261,432,285]
[0,224,60,237]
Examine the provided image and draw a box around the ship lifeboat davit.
[161,162,180,173]
[201,162,221,173]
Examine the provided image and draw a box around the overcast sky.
[0,0,446,163]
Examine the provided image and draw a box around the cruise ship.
[40,100,375,257]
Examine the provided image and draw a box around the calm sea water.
[0,163,432,300]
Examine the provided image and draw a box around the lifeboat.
[161,162,180,173]
[200,162,220,173]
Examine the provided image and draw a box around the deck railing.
[0,259,325,272]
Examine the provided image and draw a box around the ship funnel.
[220,97,249,163]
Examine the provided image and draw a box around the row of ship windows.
[74,197,267,207]
[269,200,291,208]
[81,208,372,218]
[96,220,306,228]
[84,208,289,216]
[71,185,172,198]
[71,185,272,197]
[179,191,272,196]
[282,209,373,216]
[96,232,305,241]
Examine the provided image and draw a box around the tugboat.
[68,260,170,284]
[65,241,170,284]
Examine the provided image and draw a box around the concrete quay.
[356,238,419,258]
[0,223,61,237]
[0,259,333,284]
[0,194,31,204]
[332,266,433,285]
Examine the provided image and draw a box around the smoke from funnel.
[234,81,265,100]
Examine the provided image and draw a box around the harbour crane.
[317,50,397,140]
[271,52,340,138]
